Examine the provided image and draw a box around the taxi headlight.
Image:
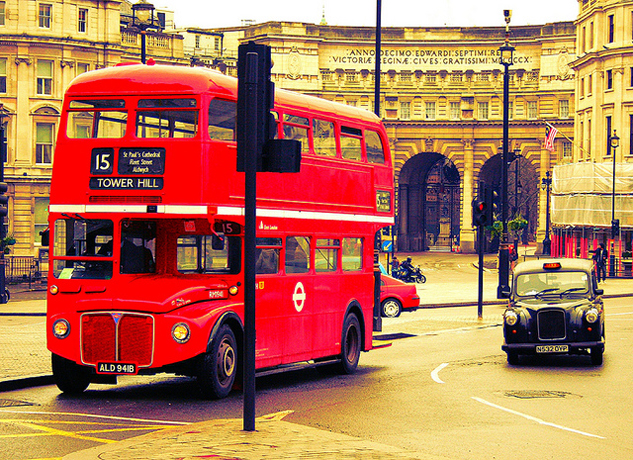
[504,310,519,327]
[585,308,599,324]
[171,323,191,344]
[52,319,70,339]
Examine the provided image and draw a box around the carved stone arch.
[31,105,60,117]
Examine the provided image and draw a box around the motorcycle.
[392,264,426,284]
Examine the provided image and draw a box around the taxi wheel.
[381,298,402,318]
[52,354,91,394]
[197,325,237,399]
[590,348,603,365]
[338,313,361,374]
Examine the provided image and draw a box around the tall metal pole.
[497,12,513,298]
[542,171,552,255]
[374,0,381,117]
[242,52,258,432]
[0,113,6,304]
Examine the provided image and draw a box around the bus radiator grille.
[81,313,154,366]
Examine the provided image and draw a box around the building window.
[78,8,88,33]
[559,100,569,118]
[581,26,586,53]
[425,102,436,120]
[580,77,585,97]
[34,198,50,246]
[36,123,54,164]
[563,141,572,158]
[508,101,513,119]
[630,115,633,156]
[195,34,201,49]
[77,63,89,75]
[450,101,460,120]
[527,101,537,119]
[400,102,411,120]
[0,58,6,93]
[608,14,614,43]
[39,3,52,28]
[589,21,594,49]
[478,101,489,120]
[588,119,592,156]
[606,116,612,155]
[588,74,593,94]
[0,2,5,26]
[37,60,53,95]
[214,37,220,53]
[606,69,613,90]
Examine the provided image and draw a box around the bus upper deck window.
[365,130,385,164]
[208,99,236,141]
[66,99,127,139]
[312,119,336,157]
[136,98,198,139]
[341,126,363,161]
[282,114,309,153]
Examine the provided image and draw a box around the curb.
[0,374,54,393]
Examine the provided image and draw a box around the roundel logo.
[292,282,306,312]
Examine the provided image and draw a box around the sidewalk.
[1,255,631,460]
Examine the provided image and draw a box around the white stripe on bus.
[50,204,394,225]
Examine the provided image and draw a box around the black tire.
[197,324,238,399]
[52,353,91,395]
[381,298,402,318]
[4,288,9,301]
[419,274,426,284]
[590,347,603,366]
[507,352,519,365]
[337,314,361,374]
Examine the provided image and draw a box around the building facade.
[206,21,576,253]
[550,0,633,273]
[0,0,185,258]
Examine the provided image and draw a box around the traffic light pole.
[0,119,6,304]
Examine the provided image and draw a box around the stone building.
[205,21,576,253]
[0,0,185,258]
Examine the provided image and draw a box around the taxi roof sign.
[543,262,562,270]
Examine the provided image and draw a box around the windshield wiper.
[535,288,559,299]
[560,287,586,297]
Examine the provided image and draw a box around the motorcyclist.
[400,256,414,280]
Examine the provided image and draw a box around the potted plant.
[0,234,16,254]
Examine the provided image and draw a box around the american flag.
[545,125,558,152]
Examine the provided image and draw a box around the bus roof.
[65,63,382,126]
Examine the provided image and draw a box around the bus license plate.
[536,345,569,354]
[97,362,137,375]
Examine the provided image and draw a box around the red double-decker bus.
[47,63,394,398]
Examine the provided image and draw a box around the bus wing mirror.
[211,234,224,250]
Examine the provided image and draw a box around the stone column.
[460,139,476,253]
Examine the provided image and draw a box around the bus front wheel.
[51,353,91,394]
[197,324,238,399]
[338,313,361,374]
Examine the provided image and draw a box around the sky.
[153,0,579,30]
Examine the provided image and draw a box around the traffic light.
[486,186,499,224]
[612,219,620,238]
[0,182,7,217]
[236,42,301,173]
[472,199,488,227]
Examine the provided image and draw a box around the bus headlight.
[229,285,239,296]
[171,323,191,344]
[52,319,70,339]
[50,285,59,295]
[504,310,519,326]
[585,308,599,324]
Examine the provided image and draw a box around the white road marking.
[431,363,449,384]
[472,397,605,439]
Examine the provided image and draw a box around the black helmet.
[407,256,412,262]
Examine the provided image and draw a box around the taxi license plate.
[536,345,569,354]
[97,362,137,375]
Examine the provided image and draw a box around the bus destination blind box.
[236,42,301,173]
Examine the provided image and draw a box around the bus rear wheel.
[52,354,91,394]
[197,324,238,399]
[338,313,361,374]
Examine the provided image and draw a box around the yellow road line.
[6,421,117,444]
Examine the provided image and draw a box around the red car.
[380,274,420,318]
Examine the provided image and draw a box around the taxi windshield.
[515,271,589,297]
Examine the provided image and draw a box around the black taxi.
[501,258,605,365]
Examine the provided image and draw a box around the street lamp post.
[0,108,7,304]
[541,170,552,255]
[610,130,620,239]
[497,10,514,298]
[132,0,157,64]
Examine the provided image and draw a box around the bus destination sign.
[118,148,166,175]
[89,176,164,190]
